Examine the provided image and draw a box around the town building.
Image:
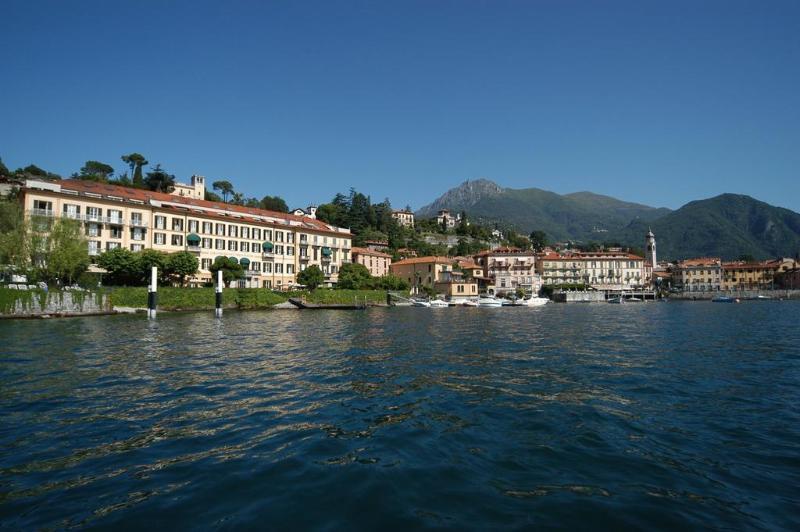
[170,175,206,200]
[722,258,799,290]
[777,267,800,289]
[291,206,317,219]
[435,209,462,229]
[20,179,352,289]
[474,247,541,295]
[351,247,392,277]
[391,209,415,227]
[538,251,646,290]
[672,258,722,292]
[389,256,477,297]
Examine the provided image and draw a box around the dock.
[288,298,369,310]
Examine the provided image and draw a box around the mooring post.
[147,266,157,319]
[215,269,223,318]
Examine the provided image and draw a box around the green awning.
[321,246,332,257]
[186,233,201,244]
[239,257,250,266]
[228,256,237,262]
[262,241,273,252]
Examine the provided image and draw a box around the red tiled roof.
[390,256,454,266]
[678,257,721,267]
[33,179,349,236]
[351,247,392,258]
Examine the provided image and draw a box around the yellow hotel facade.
[20,178,352,288]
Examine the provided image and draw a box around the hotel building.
[473,247,541,295]
[389,256,477,298]
[537,251,646,290]
[672,258,722,292]
[20,178,352,288]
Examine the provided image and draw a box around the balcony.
[30,208,55,218]
[107,217,125,226]
[299,255,310,262]
[130,218,148,228]
[262,252,275,260]
[187,245,201,253]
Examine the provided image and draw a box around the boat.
[411,298,431,307]
[712,295,740,303]
[756,295,772,300]
[462,299,479,307]
[428,299,450,308]
[627,297,643,302]
[477,296,503,307]
[502,299,524,306]
[608,296,623,304]
[522,297,550,307]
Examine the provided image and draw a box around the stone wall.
[0,288,113,317]
[669,289,800,301]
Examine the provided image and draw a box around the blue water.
[1,302,799,530]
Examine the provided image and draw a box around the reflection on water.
[1,303,799,529]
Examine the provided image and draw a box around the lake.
[1,302,799,529]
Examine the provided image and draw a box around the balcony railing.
[187,245,201,253]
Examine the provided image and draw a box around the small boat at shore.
[522,297,550,307]
[429,299,450,308]
[411,298,431,307]
[477,296,503,307]
[712,295,740,303]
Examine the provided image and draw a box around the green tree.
[121,153,148,187]
[336,262,372,289]
[77,160,115,182]
[209,256,244,287]
[0,157,10,177]
[205,188,223,202]
[0,200,30,270]
[96,247,140,285]
[529,230,548,251]
[212,180,234,202]
[44,218,89,285]
[260,195,288,212]
[166,251,198,286]
[15,164,61,180]
[144,164,176,193]
[137,249,169,283]
[373,274,410,291]
[297,265,324,290]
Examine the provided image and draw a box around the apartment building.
[389,256,477,296]
[351,247,392,277]
[722,258,799,290]
[474,247,541,295]
[20,179,352,288]
[538,251,645,290]
[673,258,722,292]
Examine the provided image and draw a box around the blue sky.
[1,0,798,212]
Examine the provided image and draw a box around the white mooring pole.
[147,266,157,319]
[215,269,223,318]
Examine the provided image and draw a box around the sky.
[1,0,799,212]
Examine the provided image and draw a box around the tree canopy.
[297,265,324,290]
[144,164,176,193]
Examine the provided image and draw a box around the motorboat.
[712,295,740,303]
[462,299,479,307]
[477,296,503,307]
[502,299,524,306]
[428,299,450,308]
[522,297,550,307]
[411,298,431,307]
[608,296,623,304]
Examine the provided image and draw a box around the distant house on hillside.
[292,205,317,219]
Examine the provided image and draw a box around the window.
[171,234,183,246]
[131,228,145,241]
[154,233,166,245]
[275,245,284,255]
[110,227,122,239]
[228,225,238,237]
[286,246,294,256]
[63,204,80,218]
[215,239,225,250]
[241,242,250,253]
[228,240,238,251]
[264,230,272,241]
[172,218,184,231]
[241,227,250,239]
[202,222,212,234]
[251,262,261,272]
[88,241,100,255]
[108,210,123,224]
[201,258,212,270]
[216,223,225,236]
[33,200,53,212]
[131,212,144,226]
[155,216,166,229]
[253,228,261,240]
[188,220,199,232]
[287,233,295,243]
[87,224,100,237]
[275,263,283,274]
[286,264,294,274]
[202,238,212,249]
[87,207,102,220]
[263,262,272,273]
[131,244,144,252]
[276,231,284,242]
[106,242,120,251]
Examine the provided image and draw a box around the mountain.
[610,194,800,260]
[416,181,800,260]
[416,179,671,242]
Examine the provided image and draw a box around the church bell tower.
[646,228,657,267]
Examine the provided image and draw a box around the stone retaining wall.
[0,289,113,317]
